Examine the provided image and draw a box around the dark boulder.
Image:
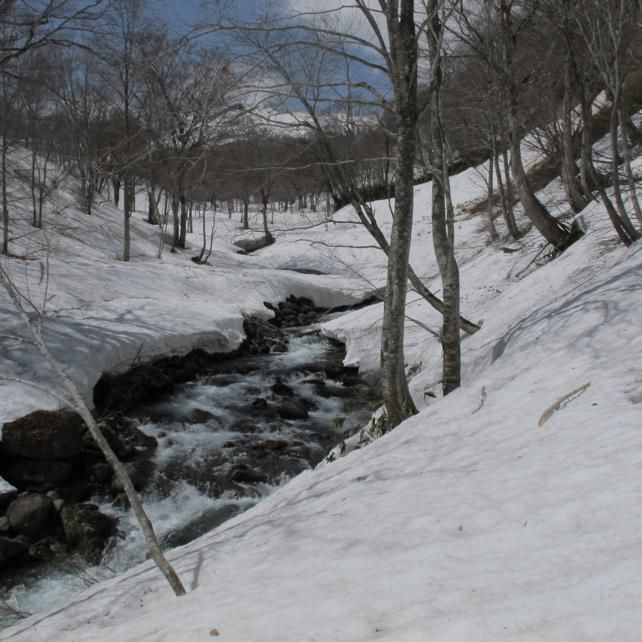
[28,536,68,562]
[276,399,309,421]
[6,493,54,536]
[265,295,326,328]
[1,409,84,460]
[94,367,174,413]
[242,315,289,354]
[60,503,116,564]
[0,490,18,514]
[271,378,294,397]
[186,409,217,424]
[111,460,154,493]
[0,457,72,491]
[230,463,268,484]
[0,536,27,566]
[83,414,157,460]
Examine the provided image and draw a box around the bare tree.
[575,0,641,240]
[453,0,576,250]
[141,35,239,251]
[426,0,461,395]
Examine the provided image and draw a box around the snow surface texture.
[1,121,642,640]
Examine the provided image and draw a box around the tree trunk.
[1,133,8,256]
[31,148,38,228]
[499,2,570,250]
[428,1,461,396]
[507,98,570,249]
[622,109,642,147]
[178,193,188,249]
[147,186,160,225]
[494,143,520,239]
[561,54,589,213]
[608,90,640,241]
[500,148,522,238]
[261,189,274,244]
[486,153,499,240]
[171,193,180,251]
[242,196,249,230]
[379,0,419,427]
[617,103,642,227]
[588,154,635,246]
[113,175,121,208]
[123,175,135,262]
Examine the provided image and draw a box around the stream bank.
[0,296,380,627]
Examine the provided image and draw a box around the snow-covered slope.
[0,152,374,424]
[1,126,642,640]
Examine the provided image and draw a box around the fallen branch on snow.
[537,382,591,427]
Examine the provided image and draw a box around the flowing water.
[0,331,377,628]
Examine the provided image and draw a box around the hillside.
[0,119,641,641]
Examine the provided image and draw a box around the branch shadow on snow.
[490,263,642,366]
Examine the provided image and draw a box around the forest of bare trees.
[1,0,641,431]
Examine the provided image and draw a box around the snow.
[1,119,642,640]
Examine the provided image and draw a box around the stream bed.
[0,329,378,627]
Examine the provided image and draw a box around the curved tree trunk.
[499,1,570,250]
[507,101,571,249]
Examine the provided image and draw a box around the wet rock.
[1,409,84,460]
[0,490,18,514]
[186,409,217,424]
[87,462,112,485]
[286,445,310,459]
[240,398,276,421]
[111,460,154,493]
[252,439,289,452]
[265,295,327,328]
[60,503,116,564]
[28,536,67,562]
[0,457,73,491]
[94,367,174,413]
[242,316,289,354]
[0,516,9,532]
[271,378,294,397]
[84,414,157,460]
[252,398,269,411]
[229,463,268,484]
[153,349,216,384]
[204,374,239,387]
[54,479,92,504]
[7,494,54,536]
[0,536,27,565]
[242,385,262,396]
[277,399,309,420]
